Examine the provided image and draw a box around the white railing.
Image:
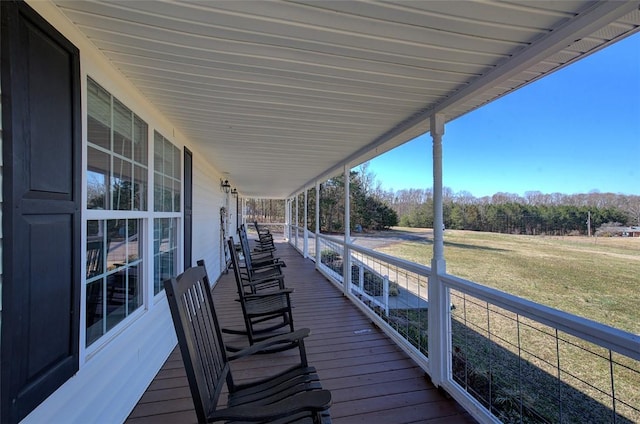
[314,232,431,369]
[286,224,317,259]
[443,274,640,424]
[307,230,316,260]
[300,232,640,424]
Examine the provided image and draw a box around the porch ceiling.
[53,1,640,198]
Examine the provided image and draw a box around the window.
[86,79,150,347]
[153,131,181,294]
[87,78,148,211]
[86,219,143,346]
[154,218,179,295]
[154,131,181,213]
[85,80,183,347]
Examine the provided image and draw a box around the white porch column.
[295,194,299,248]
[343,164,351,295]
[288,198,293,241]
[303,189,309,258]
[428,113,450,388]
[285,198,290,241]
[315,181,321,265]
[242,197,246,229]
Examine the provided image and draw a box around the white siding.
[192,155,225,279]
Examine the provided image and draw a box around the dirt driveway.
[349,227,433,249]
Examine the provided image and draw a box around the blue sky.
[367,32,640,198]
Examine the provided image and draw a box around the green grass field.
[376,228,640,335]
[376,228,640,422]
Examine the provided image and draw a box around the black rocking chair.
[164,265,331,423]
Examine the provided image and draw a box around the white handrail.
[317,233,432,277]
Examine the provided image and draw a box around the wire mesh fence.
[449,288,640,423]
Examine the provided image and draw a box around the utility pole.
[587,211,591,237]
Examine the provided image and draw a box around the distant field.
[376,228,640,335]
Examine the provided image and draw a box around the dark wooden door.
[1,2,81,422]
[184,147,193,270]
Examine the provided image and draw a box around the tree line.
[245,163,640,236]
[387,188,639,235]
[245,166,398,233]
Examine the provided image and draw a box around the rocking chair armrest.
[227,328,311,361]
[249,251,275,260]
[251,263,282,273]
[210,390,331,421]
[244,288,293,299]
[245,274,284,286]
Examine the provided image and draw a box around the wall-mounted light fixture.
[220,179,231,194]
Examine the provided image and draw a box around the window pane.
[113,99,132,159]
[86,218,144,347]
[133,116,148,165]
[106,219,127,271]
[87,79,111,150]
[105,271,126,332]
[87,79,148,211]
[87,221,104,278]
[88,115,110,151]
[174,182,181,212]
[112,157,133,210]
[127,219,140,263]
[154,132,163,175]
[133,164,147,211]
[154,171,163,212]
[171,145,180,179]
[154,218,177,295]
[153,131,181,212]
[86,278,104,345]
[154,251,161,297]
[163,175,173,212]
[127,263,142,314]
[87,147,111,210]
[163,139,172,180]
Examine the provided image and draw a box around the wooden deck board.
[126,241,475,424]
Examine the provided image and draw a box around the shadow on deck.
[126,241,476,424]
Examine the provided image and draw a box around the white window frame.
[83,78,183,357]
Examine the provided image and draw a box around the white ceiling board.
[52,0,640,198]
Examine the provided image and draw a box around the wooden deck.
[126,242,476,424]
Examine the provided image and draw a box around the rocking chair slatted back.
[227,239,294,344]
[164,266,230,423]
[166,264,332,423]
